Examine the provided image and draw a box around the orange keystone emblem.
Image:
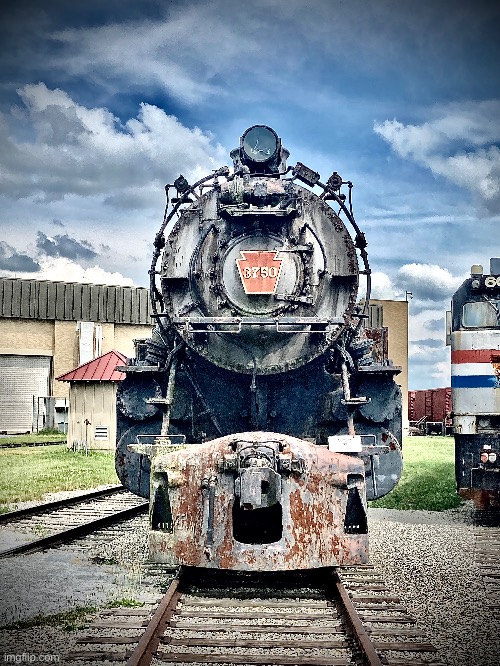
[236,251,283,294]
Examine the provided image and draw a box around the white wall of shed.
[67,382,118,451]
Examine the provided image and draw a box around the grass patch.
[0,445,119,508]
[106,598,144,608]
[0,598,144,631]
[0,605,99,631]
[0,435,462,513]
[0,432,67,445]
[369,435,462,511]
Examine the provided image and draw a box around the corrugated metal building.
[0,277,153,433]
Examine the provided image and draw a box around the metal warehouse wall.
[0,277,152,324]
[0,278,154,429]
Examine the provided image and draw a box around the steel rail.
[67,565,442,665]
[0,440,65,449]
[0,484,124,523]
[331,568,384,666]
[126,567,183,666]
[0,500,148,558]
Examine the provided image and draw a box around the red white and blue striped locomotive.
[448,258,500,509]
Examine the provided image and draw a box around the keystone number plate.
[236,251,283,294]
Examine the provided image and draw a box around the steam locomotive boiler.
[116,125,403,570]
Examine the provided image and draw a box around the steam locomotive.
[115,125,403,570]
[447,258,500,509]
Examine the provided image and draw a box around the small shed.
[57,350,127,451]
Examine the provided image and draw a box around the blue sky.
[0,0,499,389]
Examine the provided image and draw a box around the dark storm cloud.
[0,242,40,272]
[36,231,97,260]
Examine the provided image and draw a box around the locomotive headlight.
[488,452,497,463]
[480,452,489,463]
[241,125,279,164]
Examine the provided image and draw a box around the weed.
[0,605,99,632]
[31,523,49,537]
[106,598,144,608]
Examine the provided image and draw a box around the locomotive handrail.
[171,315,344,334]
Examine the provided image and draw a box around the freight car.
[447,258,500,509]
[408,387,452,435]
[115,125,403,570]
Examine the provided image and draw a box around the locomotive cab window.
[463,299,500,327]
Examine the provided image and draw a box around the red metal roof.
[56,350,128,382]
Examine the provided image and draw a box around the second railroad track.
[0,485,148,558]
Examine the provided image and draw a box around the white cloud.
[51,7,256,105]
[431,360,451,386]
[0,256,135,286]
[368,263,465,304]
[374,101,500,212]
[397,263,465,301]
[1,83,227,203]
[368,271,401,300]
[408,308,445,342]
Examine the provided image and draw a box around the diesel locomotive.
[447,258,500,509]
[115,125,403,570]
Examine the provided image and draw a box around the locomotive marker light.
[236,250,283,295]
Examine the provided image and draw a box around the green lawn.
[0,444,119,510]
[369,435,462,511]
[0,435,461,513]
[0,432,67,445]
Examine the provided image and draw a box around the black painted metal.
[116,125,404,508]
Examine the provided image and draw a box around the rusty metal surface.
[363,327,388,363]
[148,431,368,571]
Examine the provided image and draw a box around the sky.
[0,0,499,390]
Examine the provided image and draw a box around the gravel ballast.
[0,498,498,666]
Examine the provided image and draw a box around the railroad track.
[475,525,500,615]
[66,565,443,665]
[0,485,148,558]
[0,439,66,448]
